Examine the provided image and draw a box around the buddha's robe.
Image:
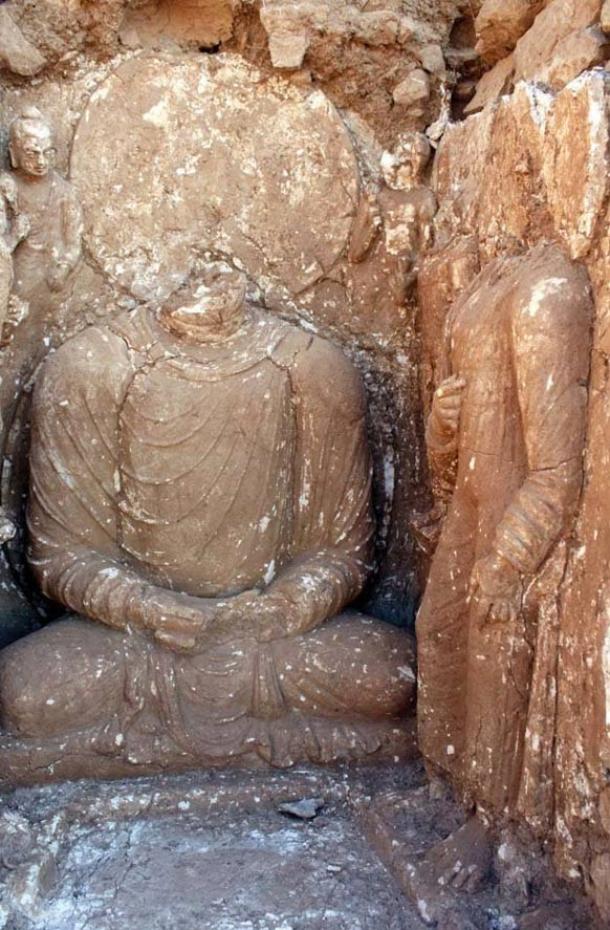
[0,306,414,765]
[417,244,592,824]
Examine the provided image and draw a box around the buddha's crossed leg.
[0,612,415,740]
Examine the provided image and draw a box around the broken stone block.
[0,8,45,77]
[476,83,552,253]
[475,0,544,64]
[267,30,310,68]
[541,26,610,89]
[464,53,515,114]
[602,0,610,33]
[392,69,430,107]
[358,10,413,47]
[417,43,446,74]
[513,0,602,83]
[543,70,610,259]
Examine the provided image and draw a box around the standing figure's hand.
[47,258,71,293]
[429,375,466,443]
[469,553,523,626]
[11,213,30,249]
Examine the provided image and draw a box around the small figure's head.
[8,107,55,178]
[380,132,432,190]
[159,255,248,343]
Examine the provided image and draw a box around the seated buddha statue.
[0,257,415,776]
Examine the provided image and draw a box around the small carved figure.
[1,108,82,422]
[346,133,436,339]
[415,244,592,890]
[0,257,415,776]
[8,107,82,302]
[0,172,29,334]
[0,108,83,546]
[349,133,436,292]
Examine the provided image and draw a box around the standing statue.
[0,108,82,550]
[0,174,30,545]
[0,257,415,779]
[415,244,592,889]
[347,132,436,336]
[0,172,29,337]
[1,107,82,427]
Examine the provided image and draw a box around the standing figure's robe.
[417,244,592,825]
[0,305,414,767]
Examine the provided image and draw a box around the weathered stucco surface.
[1,0,610,925]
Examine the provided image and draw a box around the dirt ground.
[0,761,596,930]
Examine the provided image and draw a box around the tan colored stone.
[464,53,515,114]
[432,102,496,241]
[267,30,310,68]
[0,8,45,77]
[348,132,436,328]
[477,82,553,255]
[417,43,446,75]
[0,106,82,554]
[602,0,610,33]
[70,54,359,300]
[543,70,610,259]
[541,27,610,90]
[513,0,602,84]
[475,0,544,65]
[118,0,235,50]
[392,69,430,107]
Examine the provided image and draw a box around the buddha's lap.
[0,611,414,733]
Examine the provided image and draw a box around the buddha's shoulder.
[267,314,355,375]
[44,312,142,381]
[267,314,364,409]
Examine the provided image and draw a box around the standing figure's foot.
[415,814,493,894]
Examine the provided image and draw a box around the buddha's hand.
[137,589,215,653]
[429,375,466,444]
[469,552,523,626]
[208,589,302,644]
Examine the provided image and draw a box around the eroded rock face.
[0,8,46,77]
[71,54,358,300]
[475,0,544,65]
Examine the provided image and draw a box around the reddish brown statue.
[0,258,415,779]
[416,244,592,888]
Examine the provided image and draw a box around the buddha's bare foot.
[416,815,493,894]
